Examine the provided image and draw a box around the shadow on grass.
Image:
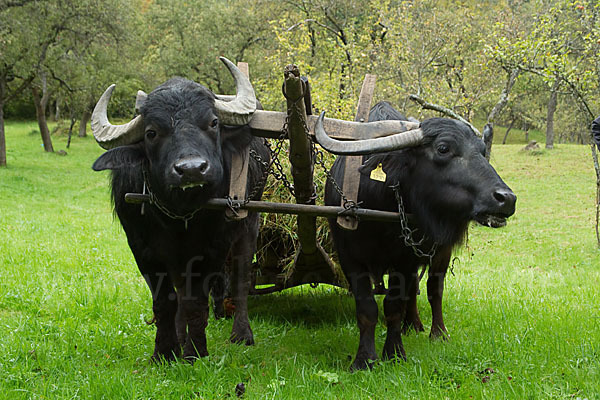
[248,286,355,328]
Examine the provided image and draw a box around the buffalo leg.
[211,273,226,320]
[382,269,417,362]
[142,271,180,362]
[428,248,451,339]
[228,214,258,345]
[175,292,187,346]
[179,279,210,361]
[349,272,378,371]
[401,274,425,334]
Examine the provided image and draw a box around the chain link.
[139,85,436,266]
[243,121,296,205]
[142,167,203,229]
[391,183,438,264]
[286,99,362,216]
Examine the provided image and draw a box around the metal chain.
[312,140,362,213]
[142,167,203,230]
[391,183,438,263]
[243,132,296,204]
[226,111,298,219]
[286,99,361,215]
[291,95,438,264]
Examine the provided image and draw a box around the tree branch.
[0,0,35,11]
[487,67,520,123]
[408,94,481,137]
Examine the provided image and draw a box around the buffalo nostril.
[492,189,517,216]
[197,161,208,173]
[174,163,185,176]
[493,190,507,204]
[174,158,209,179]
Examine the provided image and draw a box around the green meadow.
[0,121,598,399]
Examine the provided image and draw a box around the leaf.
[315,370,340,384]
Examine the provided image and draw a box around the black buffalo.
[316,101,516,370]
[91,58,269,361]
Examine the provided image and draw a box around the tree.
[142,0,275,95]
[0,0,136,164]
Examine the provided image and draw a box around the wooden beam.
[284,66,339,288]
[247,110,419,140]
[124,194,408,224]
[337,74,377,230]
[226,61,251,220]
[284,65,318,254]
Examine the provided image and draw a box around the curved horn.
[314,112,424,155]
[135,90,148,114]
[91,84,145,149]
[213,57,256,126]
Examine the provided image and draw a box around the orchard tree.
[263,0,377,118]
[142,0,275,95]
[0,0,136,164]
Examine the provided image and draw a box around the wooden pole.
[124,194,409,223]
[225,61,250,220]
[337,74,377,230]
[283,64,339,285]
[284,65,318,253]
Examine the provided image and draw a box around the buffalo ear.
[220,125,254,151]
[220,125,247,142]
[92,144,145,171]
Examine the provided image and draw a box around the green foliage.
[2,0,599,140]
[141,0,276,94]
[1,121,600,398]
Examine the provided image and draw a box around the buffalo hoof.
[183,348,209,363]
[213,304,225,320]
[230,331,254,346]
[151,336,181,364]
[382,345,407,363]
[401,318,425,335]
[350,357,376,372]
[150,349,179,364]
[430,326,449,341]
[230,321,254,345]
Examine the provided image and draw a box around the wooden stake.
[337,74,377,230]
[226,61,250,220]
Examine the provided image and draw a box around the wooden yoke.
[337,74,377,230]
[225,62,250,220]
[284,65,340,288]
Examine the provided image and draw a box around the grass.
[1,120,599,399]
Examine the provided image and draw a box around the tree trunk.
[545,78,560,149]
[79,108,91,137]
[486,68,521,158]
[66,114,76,149]
[0,79,6,167]
[0,99,6,168]
[502,118,516,144]
[54,97,60,121]
[32,86,54,153]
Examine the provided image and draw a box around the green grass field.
[1,121,599,399]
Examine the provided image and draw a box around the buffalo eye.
[437,144,450,155]
[209,118,218,128]
[145,130,157,140]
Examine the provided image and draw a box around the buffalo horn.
[213,57,257,126]
[135,90,148,114]
[314,112,424,155]
[91,84,145,150]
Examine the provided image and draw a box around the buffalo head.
[316,111,516,246]
[92,57,256,211]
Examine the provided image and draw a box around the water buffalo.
[316,101,516,370]
[91,58,269,362]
